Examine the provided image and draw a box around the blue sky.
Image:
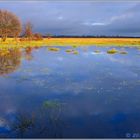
[0,1,140,36]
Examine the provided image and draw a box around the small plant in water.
[72,45,77,48]
[48,47,60,51]
[65,49,74,53]
[119,51,128,54]
[94,50,101,53]
[107,48,118,54]
[73,50,79,54]
[43,100,61,109]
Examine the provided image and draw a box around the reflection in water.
[0,46,140,138]
[9,100,66,138]
[24,47,33,61]
[12,113,35,138]
[0,49,21,75]
[24,47,41,61]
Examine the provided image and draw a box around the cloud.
[57,16,63,20]
[91,22,107,26]
[82,22,108,26]
[110,13,133,22]
[106,3,140,35]
[82,3,140,36]
[0,1,140,36]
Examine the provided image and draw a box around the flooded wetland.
[0,46,140,138]
[1,0,140,138]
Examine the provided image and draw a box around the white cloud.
[110,13,133,23]
[82,21,108,26]
[91,22,107,26]
[57,16,63,20]
[83,12,133,27]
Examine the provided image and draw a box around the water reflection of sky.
[0,46,140,138]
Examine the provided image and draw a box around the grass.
[119,51,128,54]
[1,38,140,50]
[65,49,74,53]
[94,50,101,53]
[48,47,60,51]
[73,50,79,54]
[106,48,128,55]
[107,48,118,54]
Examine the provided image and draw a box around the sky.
[0,1,140,36]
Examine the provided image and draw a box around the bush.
[33,33,43,41]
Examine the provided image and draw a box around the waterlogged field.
[1,38,140,49]
[0,45,140,138]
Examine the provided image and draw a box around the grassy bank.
[1,38,140,49]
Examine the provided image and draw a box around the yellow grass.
[107,48,118,54]
[1,38,140,50]
[48,47,60,51]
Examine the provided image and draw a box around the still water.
[0,46,140,138]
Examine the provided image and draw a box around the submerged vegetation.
[8,100,65,138]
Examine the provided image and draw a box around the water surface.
[0,46,140,138]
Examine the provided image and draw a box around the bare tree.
[23,22,33,41]
[0,10,22,41]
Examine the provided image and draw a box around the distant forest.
[44,35,140,38]
[4,35,140,38]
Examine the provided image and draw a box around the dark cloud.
[0,1,140,36]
